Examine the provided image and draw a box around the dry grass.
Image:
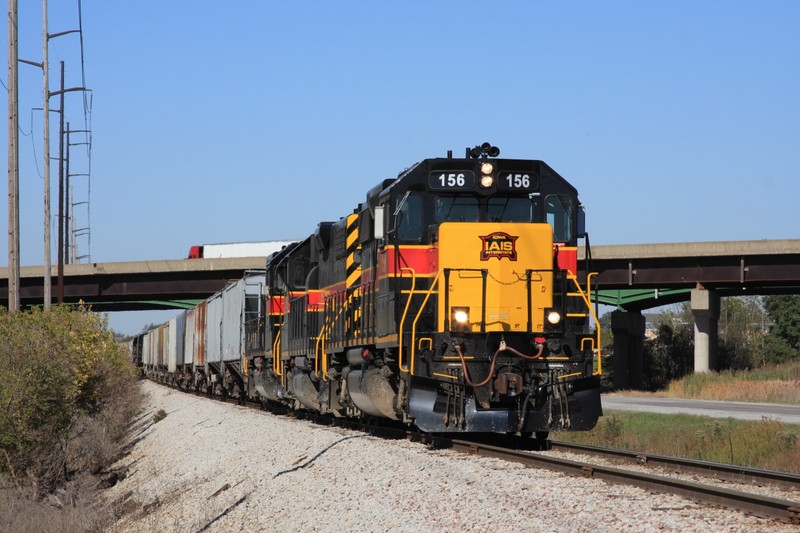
[609,360,800,405]
[668,379,800,404]
[665,361,800,404]
[0,477,107,533]
[0,334,144,533]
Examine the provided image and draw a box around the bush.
[0,306,140,494]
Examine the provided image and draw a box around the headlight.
[546,310,562,325]
[451,307,470,331]
[479,162,494,188]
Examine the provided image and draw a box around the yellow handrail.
[396,264,603,378]
[397,267,417,373]
[566,271,602,376]
[409,270,444,376]
[315,289,358,380]
[272,330,282,377]
[314,322,328,379]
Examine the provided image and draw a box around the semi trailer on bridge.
[187,240,296,259]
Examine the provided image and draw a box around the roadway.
[602,395,800,425]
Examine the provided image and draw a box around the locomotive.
[138,143,603,438]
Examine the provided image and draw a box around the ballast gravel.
[104,381,800,532]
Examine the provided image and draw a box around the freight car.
[141,143,603,439]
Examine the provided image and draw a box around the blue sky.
[2,1,799,334]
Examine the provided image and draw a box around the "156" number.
[437,173,466,187]
[505,174,531,188]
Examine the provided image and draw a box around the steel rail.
[550,440,800,491]
[450,439,800,524]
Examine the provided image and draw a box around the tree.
[763,295,800,364]
[643,313,693,390]
[597,311,615,389]
[717,296,763,371]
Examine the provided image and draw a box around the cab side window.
[545,195,574,243]
[395,193,423,242]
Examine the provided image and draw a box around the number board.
[498,172,539,191]
[428,171,475,190]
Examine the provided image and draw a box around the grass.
[667,362,800,404]
[557,411,800,473]
[611,360,800,405]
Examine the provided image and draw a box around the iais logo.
[479,232,518,261]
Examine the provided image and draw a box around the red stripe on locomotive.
[554,245,578,275]
[269,295,285,315]
[378,246,438,277]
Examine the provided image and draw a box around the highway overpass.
[1,239,799,311]
[0,257,266,311]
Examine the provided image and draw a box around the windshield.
[434,196,480,222]
[487,196,533,222]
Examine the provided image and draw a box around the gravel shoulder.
[104,382,799,532]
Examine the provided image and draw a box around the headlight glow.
[480,175,494,188]
[454,310,469,324]
[547,310,562,325]
[480,162,494,175]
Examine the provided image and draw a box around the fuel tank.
[346,368,399,420]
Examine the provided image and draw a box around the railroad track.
[151,380,800,524]
[549,440,800,490]
[448,437,800,525]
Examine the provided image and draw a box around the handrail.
[397,264,602,378]
[397,267,417,374]
[315,288,358,380]
[272,330,282,377]
[314,322,328,379]
[314,293,335,380]
[567,271,602,376]
[409,269,444,376]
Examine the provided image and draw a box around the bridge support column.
[691,287,719,373]
[611,311,645,389]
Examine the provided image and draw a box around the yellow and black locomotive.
[249,143,602,436]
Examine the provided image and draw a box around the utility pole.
[65,125,89,264]
[7,0,20,311]
[42,0,51,308]
[57,61,64,303]
[65,121,70,264]
[49,61,86,302]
